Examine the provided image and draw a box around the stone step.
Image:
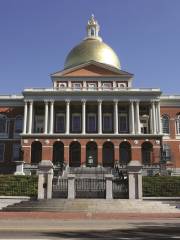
[2,199,180,213]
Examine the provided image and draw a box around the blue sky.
[0,0,179,94]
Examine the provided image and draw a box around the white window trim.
[103,113,112,132]
[87,113,96,132]
[176,115,180,135]
[55,113,65,132]
[34,115,44,133]
[118,113,128,132]
[72,113,81,132]
[161,115,170,135]
[0,143,5,162]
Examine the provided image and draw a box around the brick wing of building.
[0,15,179,176]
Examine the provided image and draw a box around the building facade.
[0,15,180,175]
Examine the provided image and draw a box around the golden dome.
[64,15,121,70]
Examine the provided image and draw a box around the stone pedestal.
[105,174,113,199]
[127,160,142,199]
[14,161,25,175]
[38,160,54,200]
[68,174,75,199]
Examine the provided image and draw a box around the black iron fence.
[75,178,106,198]
[113,178,128,199]
[52,178,68,198]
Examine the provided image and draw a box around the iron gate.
[113,178,128,199]
[75,178,106,198]
[52,178,68,198]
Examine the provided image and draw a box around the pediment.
[51,61,133,78]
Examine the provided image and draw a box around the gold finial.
[86,14,100,40]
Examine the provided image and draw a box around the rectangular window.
[102,82,112,90]
[12,143,20,161]
[14,116,23,134]
[34,115,44,133]
[119,114,128,133]
[0,144,5,162]
[103,113,112,132]
[87,113,96,132]
[56,114,65,133]
[72,83,82,90]
[88,83,97,90]
[72,113,81,132]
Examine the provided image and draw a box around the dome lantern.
[86,14,102,41]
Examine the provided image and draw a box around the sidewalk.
[1,211,180,220]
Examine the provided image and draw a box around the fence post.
[14,161,25,175]
[68,174,75,199]
[127,160,142,199]
[38,160,54,200]
[105,174,113,199]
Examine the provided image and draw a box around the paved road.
[0,219,180,239]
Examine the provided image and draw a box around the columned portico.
[23,101,28,134]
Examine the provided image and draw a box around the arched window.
[69,141,81,167]
[14,116,23,134]
[161,115,169,134]
[53,141,64,166]
[86,142,97,167]
[176,114,180,134]
[0,114,7,134]
[31,141,42,164]
[141,142,153,165]
[119,142,131,164]
[102,142,114,167]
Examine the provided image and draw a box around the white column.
[135,101,140,134]
[152,101,156,134]
[156,101,162,134]
[23,101,28,134]
[82,100,86,134]
[44,101,49,134]
[28,101,33,134]
[98,100,102,134]
[149,105,153,134]
[66,100,70,134]
[49,101,54,134]
[129,100,135,134]
[114,100,118,134]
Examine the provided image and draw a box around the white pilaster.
[135,100,140,134]
[152,101,156,134]
[23,101,28,134]
[44,101,49,134]
[66,100,70,134]
[98,100,102,134]
[49,101,54,134]
[149,105,153,134]
[156,101,162,134]
[82,100,86,134]
[28,101,33,134]
[129,100,135,134]
[114,100,118,134]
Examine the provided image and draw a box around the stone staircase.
[0,197,29,210]
[1,199,180,213]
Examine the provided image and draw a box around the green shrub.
[143,176,180,197]
[0,175,38,197]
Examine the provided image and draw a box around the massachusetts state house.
[0,15,180,176]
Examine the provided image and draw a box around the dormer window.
[59,83,67,89]
[118,83,126,88]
